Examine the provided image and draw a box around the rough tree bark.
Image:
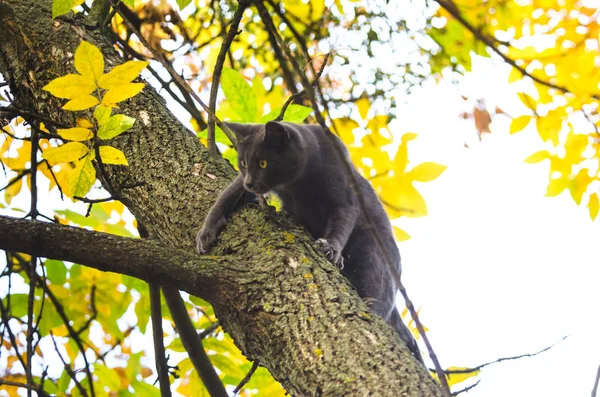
[0,0,442,395]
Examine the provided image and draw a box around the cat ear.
[264,121,291,147]
[224,122,259,142]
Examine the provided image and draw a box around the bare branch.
[162,287,227,397]
[150,284,172,397]
[233,360,259,396]
[207,0,250,154]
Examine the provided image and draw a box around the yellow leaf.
[77,117,94,128]
[409,162,447,182]
[74,41,104,82]
[546,177,567,197]
[508,67,522,83]
[101,83,145,105]
[356,97,370,119]
[57,127,93,141]
[66,155,96,198]
[518,93,536,110]
[98,60,149,89]
[366,115,393,146]
[536,111,563,146]
[564,132,589,162]
[331,117,359,144]
[510,115,531,134]
[569,169,592,205]
[524,150,550,163]
[445,367,481,387]
[589,193,599,221]
[43,74,96,99]
[380,179,427,218]
[99,146,128,165]
[42,142,90,164]
[4,177,23,205]
[393,226,411,241]
[392,133,418,174]
[62,95,99,111]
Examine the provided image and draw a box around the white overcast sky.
[394,55,600,396]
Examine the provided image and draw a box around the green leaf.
[135,293,150,334]
[132,381,160,397]
[56,209,100,227]
[221,68,257,122]
[176,0,193,9]
[97,114,136,140]
[66,155,96,198]
[283,104,313,122]
[94,106,112,124]
[45,259,67,284]
[197,127,232,145]
[93,364,121,391]
[52,0,75,18]
[3,294,28,318]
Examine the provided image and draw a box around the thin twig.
[441,335,569,375]
[25,119,40,397]
[149,283,172,397]
[198,321,220,340]
[452,380,480,396]
[0,295,28,374]
[49,331,89,397]
[233,361,259,396]
[162,287,228,397]
[0,378,51,397]
[111,0,237,147]
[0,106,70,129]
[207,0,249,154]
[276,53,330,122]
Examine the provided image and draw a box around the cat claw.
[315,238,344,270]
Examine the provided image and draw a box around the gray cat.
[197,121,422,363]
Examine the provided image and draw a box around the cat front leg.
[316,205,360,268]
[196,175,247,253]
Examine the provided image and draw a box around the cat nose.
[245,181,254,189]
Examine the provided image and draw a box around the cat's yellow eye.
[240,160,247,168]
[259,160,268,169]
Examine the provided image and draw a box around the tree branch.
[433,0,600,100]
[207,0,249,154]
[149,284,172,397]
[162,287,227,397]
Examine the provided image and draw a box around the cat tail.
[389,308,424,364]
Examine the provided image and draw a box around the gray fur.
[197,121,422,362]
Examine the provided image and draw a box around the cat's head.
[226,121,306,194]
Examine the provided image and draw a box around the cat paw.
[196,225,218,253]
[315,238,344,270]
